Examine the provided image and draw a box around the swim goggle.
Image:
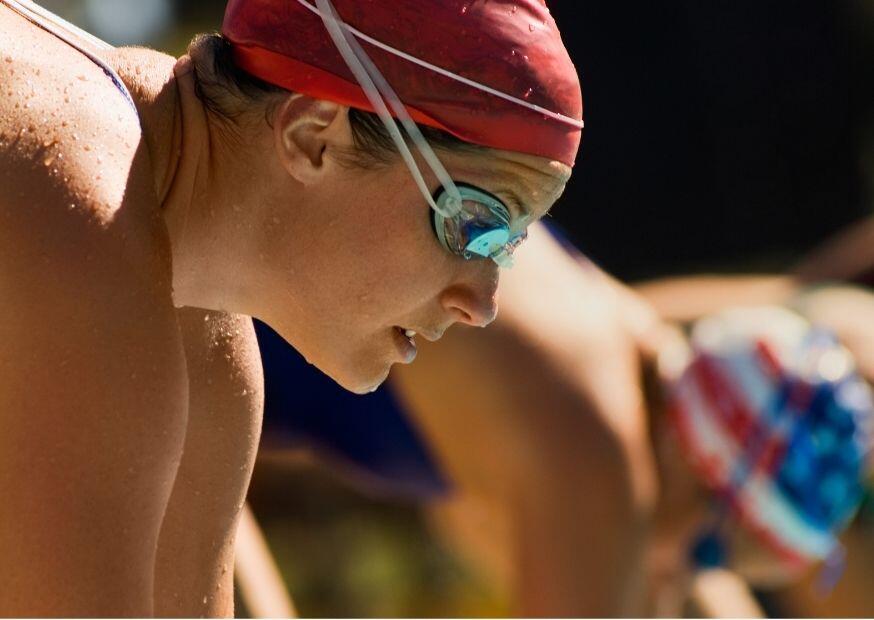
[432,183,528,264]
[311,0,529,268]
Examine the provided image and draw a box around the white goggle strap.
[336,11,464,215]
[314,0,462,218]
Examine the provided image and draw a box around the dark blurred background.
[551,1,871,280]
[47,0,873,615]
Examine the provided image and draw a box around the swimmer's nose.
[440,266,500,328]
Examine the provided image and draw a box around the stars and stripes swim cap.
[221,0,583,166]
[665,307,874,569]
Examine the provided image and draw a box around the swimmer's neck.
[106,48,210,308]
[107,48,271,312]
[104,47,188,207]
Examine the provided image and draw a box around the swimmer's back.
[0,6,188,615]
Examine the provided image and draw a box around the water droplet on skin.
[202,596,208,605]
[460,4,468,14]
[523,88,533,99]
[511,5,518,14]
[43,153,55,166]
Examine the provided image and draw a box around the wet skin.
[0,4,568,615]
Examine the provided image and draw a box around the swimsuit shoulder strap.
[1,0,139,121]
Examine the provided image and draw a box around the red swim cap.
[221,0,583,166]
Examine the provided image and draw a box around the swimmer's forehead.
[444,149,571,221]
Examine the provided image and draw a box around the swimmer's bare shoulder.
[0,10,188,616]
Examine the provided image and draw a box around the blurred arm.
[687,569,764,618]
[634,274,797,324]
[234,503,297,619]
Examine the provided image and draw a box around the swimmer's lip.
[403,327,444,342]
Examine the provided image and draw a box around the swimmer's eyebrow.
[496,188,555,225]
[495,189,531,221]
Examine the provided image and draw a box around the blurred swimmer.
[389,227,873,616]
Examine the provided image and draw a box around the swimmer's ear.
[274,95,346,185]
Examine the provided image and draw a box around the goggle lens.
[433,185,527,265]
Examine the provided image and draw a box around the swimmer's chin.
[333,364,393,395]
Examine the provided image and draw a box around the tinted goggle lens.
[433,185,527,263]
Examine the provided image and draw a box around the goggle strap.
[314,0,462,218]
[293,0,584,129]
[336,16,463,212]
[491,250,514,268]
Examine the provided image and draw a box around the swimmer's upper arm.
[0,139,187,615]
[155,309,264,617]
